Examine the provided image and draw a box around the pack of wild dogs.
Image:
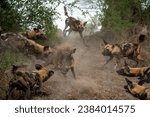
[0,6,150,100]
[0,29,77,99]
[101,25,150,100]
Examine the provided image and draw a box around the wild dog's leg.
[63,20,69,36]
[114,56,122,69]
[71,67,76,79]
[34,74,43,94]
[67,28,72,36]
[79,31,83,38]
[103,55,113,67]
[79,31,86,45]
[63,25,68,36]
[134,56,145,67]
[6,79,14,99]
[24,84,31,99]
[17,78,31,99]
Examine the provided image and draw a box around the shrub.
[0,49,17,70]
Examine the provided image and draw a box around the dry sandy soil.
[1,32,150,100]
[33,33,140,100]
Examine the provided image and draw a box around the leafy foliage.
[79,0,150,37]
[0,49,17,70]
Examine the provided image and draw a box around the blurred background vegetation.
[1,0,150,37]
[0,0,150,69]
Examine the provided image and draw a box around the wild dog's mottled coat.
[63,6,87,43]
[7,64,54,99]
[124,78,150,100]
[101,39,144,67]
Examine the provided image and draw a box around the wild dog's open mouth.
[102,50,111,56]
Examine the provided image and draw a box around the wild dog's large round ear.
[48,70,54,77]
[103,39,108,45]
[33,28,38,31]
[12,65,18,74]
[43,46,49,51]
[83,21,87,26]
[37,25,42,29]
[125,78,132,86]
[35,64,43,70]
[70,48,76,54]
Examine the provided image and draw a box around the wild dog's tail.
[64,6,69,17]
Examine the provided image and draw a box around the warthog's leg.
[71,67,76,79]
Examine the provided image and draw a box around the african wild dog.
[21,25,47,40]
[25,39,53,58]
[7,64,54,99]
[124,78,150,100]
[101,39,144,68]
[63,6,87,43]
[117,60,149,77]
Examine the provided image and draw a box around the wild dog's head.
[9,65,32,99]
[34,64,54,82]
[33,28,47,40]
[101,40,114,56]
[116,61,131,76]
[11,64,29,76]
[124,78,147,99]
[42,46,53,57]
[58,48,76,76]
[77,21,87,31]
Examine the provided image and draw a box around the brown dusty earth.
[1,32,150,100]
[34,33,139,100]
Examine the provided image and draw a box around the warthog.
[47,45,76,79]
[7,64,54,99]
[101,39,144,68]
[63,6,87,43]
[124,78,150,100]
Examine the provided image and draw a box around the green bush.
[0,49,17,70]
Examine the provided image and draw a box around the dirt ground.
[1,32,149,100]
[33,33,140,100]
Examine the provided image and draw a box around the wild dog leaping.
[63,6,87,44]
